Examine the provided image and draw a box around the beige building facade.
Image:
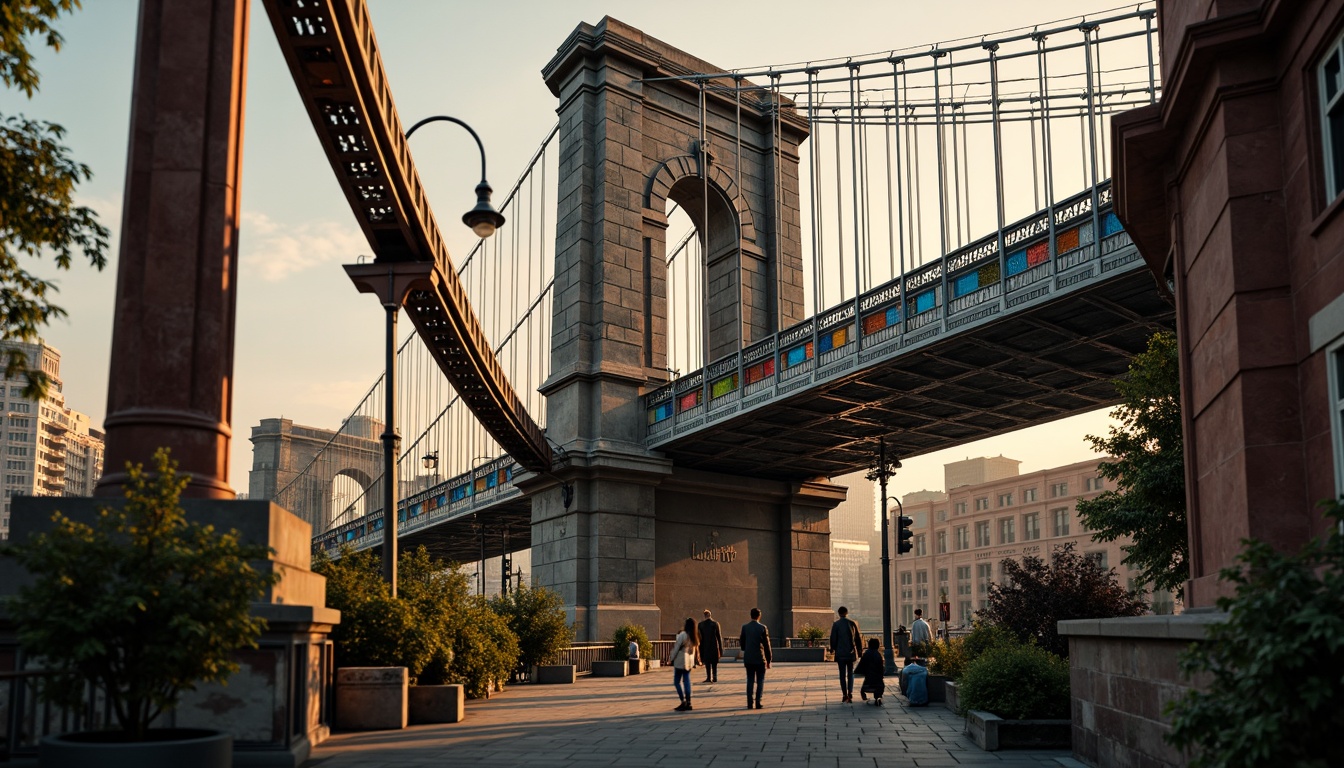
[894,456,1173,630]
[0,340,104,540]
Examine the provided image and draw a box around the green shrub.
[957,642,1069,720]
[1165,500,1344,768]
[491,582,573,669]
[797,623,826,645]
[927,636,969,680]
[613,623,653,660]
[447,596,519,699]
[961,620,1017,663]
[4,448,278,741]
[314,546,437,678]
[399,548,471,684]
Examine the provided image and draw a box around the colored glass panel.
[833,326,848,347]
[979,262,1000,287]
[486,472,498,489]
[906,290,935,316]
[745,358,775,385]
[1102,212,1123,237]
[451,485,467,501]
[863,311,888,334]
[410,503,421,518]
[649,401,674,425]
[474,477,486,492]
[678,390,701,412]
[783,342,813,368]
[711,373,738,398]
[819,332,834,353]
[1006,250,1027,276]
[953,272,979,298]
[887,306,900,327]
[1056,226,1080,252]
[1027,241,1049,267]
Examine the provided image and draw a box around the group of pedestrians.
[662,604,933,713]
[665,608,772,712]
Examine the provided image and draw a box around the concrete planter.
[408,684,464,724]
[591,660,628,677]
[335,667,407,730]
[628,658,649,674]
[966,710,1071,751]
[944,680,961,713]
[40,729,230,768]
[926,674,948,703]
[535,665,577,684]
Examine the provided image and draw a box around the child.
[854,637,886,706]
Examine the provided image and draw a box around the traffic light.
[896,514,914,554]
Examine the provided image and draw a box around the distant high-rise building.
[0,340,104,539]
[828,470,879,626]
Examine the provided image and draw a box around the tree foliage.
[4,448,278,740]
[1077,330,1187,597]
[979,542,1147,658]
[613,623,653,661]
[446,596,519,699]
[1165,500,1344,768]
[491,582,572,669]
[1,1,108,398]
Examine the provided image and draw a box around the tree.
[979,542,1147,657]
[313,546,437,678]
[1,1,109,398]
[1165,500,1344,767]
[1076,330,1187,597]
[5,448,278,740]
[491,582,572,671]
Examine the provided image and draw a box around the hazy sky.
[4,0,1142,495]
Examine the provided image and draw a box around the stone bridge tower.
[534,18,844,642]
[249,416,382,533]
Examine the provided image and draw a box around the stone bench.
[591,660,629,677]
[409,684,464,724]
[535,665,577,684]
[335,667,407,730]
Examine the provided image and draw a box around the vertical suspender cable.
[948,52,961,249]
[735,75,744,394]
[1036,32,1058,278]
[700,77,710,406]
[891,59,906,333]
[1143,10,1157,104]
[932,49,949,329]
[834,107,845,301]
[773,72,785,332]
[807,69,821,318]
[849,63,862,310]
[883,104,895,282]
[987,42,1007,300]
[1082,23,1102,259]
[1030,99,1040,211]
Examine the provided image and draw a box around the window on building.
[1052,507,1070,536]
[936,509,947,522]
[1321,32,1344,201]
[914,534,927,556]
[954,501,967,515]
[8,388,20,398]
[999,517,1015,544]
[12,403,29,413]
[957,565,971,581]
[959,601,973,625]
[997,492,1013,507]
[974,497,989,511]
[1023,512,1040,541]
[1050,482,1069,497]
[936,530,947,554]
[975,521,991,547]
[954,525,969,550]
[938,567,948,586]
[10,418,28,428]
[1085,476,1104,491]
[1022,487,1037,502]
[1086,551,1109,571]
[6,447,27,456]
[976,563,992,593]
[902,605,914,626]
[900,571,912,585]
[7,433,22,441]
[5,460,24,470]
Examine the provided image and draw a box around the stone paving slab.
[305,664,1075,767]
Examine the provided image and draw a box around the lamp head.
[422,451,439,471]
[463,181,505,238]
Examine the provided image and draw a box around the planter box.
[591,660,628,677]
[408,684,464,724]
[926,674,947,703]
[967,710,1071,751]
[628,658,649,674]
[335,667,407,731]
[944,680,961,713]
[535,665,577,684]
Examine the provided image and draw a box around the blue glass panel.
[953,272,979,298]
[819,333,834,353]
[451,486,467,501]
[486,472,498,489]
[1102,212,1123,237]
[786,345,808,366]
[886,306,900,326]
[1006,250,1027,276]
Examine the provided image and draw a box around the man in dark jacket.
[829,606,862,703]
[698,610,724,683]
[739,607,772,709]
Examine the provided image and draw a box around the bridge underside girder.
[655,271,1174,479]
[395,499,532,565]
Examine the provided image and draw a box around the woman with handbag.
[670,617,701,711]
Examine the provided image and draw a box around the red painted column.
[96,0,249,499]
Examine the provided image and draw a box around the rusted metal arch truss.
[260,0,551,473]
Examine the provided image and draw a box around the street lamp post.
[867,436,901,675]
[361,115,504,597]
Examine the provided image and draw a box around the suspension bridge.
[252,1,1171,638]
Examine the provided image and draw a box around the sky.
[3,0,1143,496]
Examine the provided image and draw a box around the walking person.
[670,617,700,711]
[854,637,886,706]
[698,610,723,683]
[829,606,862,703]
[739,607,772,709]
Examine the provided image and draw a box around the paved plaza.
[308,664,1081,767]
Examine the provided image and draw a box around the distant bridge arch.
[249,416,382,533]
